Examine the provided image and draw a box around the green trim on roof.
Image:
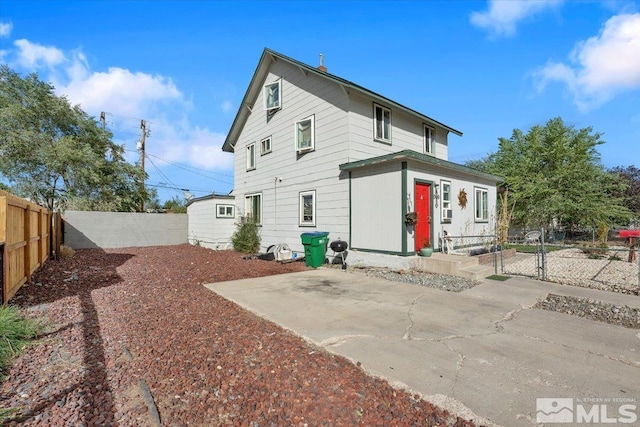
[223,48,463,153]
[339,150,503,182]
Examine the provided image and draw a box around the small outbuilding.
[187,193,236,250]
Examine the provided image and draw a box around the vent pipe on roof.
[317,53,327,72]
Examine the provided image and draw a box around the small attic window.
[264,80,281,111]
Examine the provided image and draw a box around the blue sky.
[1,0,639,203]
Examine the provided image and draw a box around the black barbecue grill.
[329,238,348,269]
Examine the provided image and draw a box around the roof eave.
[339,150,502,182]
[222,48,463,153]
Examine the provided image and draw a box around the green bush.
[0,306,42,378]
[581,243,609,259]
[231,220,261,254]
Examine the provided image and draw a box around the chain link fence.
[502,228,639,295]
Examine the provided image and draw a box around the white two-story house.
[220,48,500,257]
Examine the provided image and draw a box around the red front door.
[415,182,431,252]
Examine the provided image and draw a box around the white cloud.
[470,0,563,38]
[220,100,233,113]
[56,59,233,171]
[534,13,640,110]
[57,58,184,119]
[14,39,66,69]
[3,35,233,190]
[0,21,13,37]
[158,125,232,170]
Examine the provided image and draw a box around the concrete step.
[458,264,496,281]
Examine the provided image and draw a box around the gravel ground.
[1,245,476,427]
[503,248,638,295]
[535,294,640,329]
[348,267,480,293]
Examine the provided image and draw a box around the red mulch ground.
[1,245,476,426]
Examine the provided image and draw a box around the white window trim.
[373,103,391,143]
[441,180,452,222]
[216,204,235,218]
[260,136,272,155]
[474,187,489,222]
[245,193,262,225]
[246,142,256,171]
[424,124,435,155]
[263,80,281,111]
[294,115,315,153]
[299,190,316,226]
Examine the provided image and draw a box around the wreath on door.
[458,188,468,209]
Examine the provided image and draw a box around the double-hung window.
[299,190,316,226]
[246,142,256,171]
[264,80,281,111]
[475,187,489,222]
[216,204,234,218]
[373,103,391,143]
[441,181,452,222]
[295,115,315,152]
[424,125,435,155]
[245,193,262,224]
[260,136,272,155]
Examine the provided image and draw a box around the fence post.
[540,227,547,282]
[493,233,498,275]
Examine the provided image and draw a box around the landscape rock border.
[534,293,640,329]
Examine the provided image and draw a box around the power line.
[145,152,233,178]
[147,153,233,179]
[146,155,181,192]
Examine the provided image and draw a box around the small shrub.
[59,244,75,259]
[231,220,261,254]
[0,306,42,378]
[581,243,608,258]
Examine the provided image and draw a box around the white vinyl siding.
[299,190,316,226]
[246,143,256,170]
[232,58,350,252]
[187,196,237,250]
[475,187,489,222]
[295,115,315,152]
[348,94,449,161]
[350,162,402,251]
[264,80,281,111]
[373,103,391,143]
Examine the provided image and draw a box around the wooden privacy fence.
[0,190,52,305]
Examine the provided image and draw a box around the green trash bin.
[300,232,329,268]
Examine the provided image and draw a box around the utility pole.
[139,120,147,212]
[100,112,106,130]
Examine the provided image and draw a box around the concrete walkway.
[205,270,640,426]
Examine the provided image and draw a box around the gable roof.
[339,150,502,183]
[222,48,463,153]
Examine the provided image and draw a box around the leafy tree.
[609,166,640,220]
[162,195,187,213]
[468,117,629,229]
[0,66,148,211]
